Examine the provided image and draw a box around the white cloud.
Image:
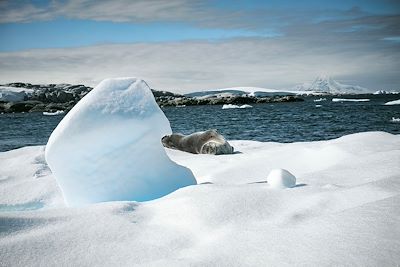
[1,38,398,92]
[0,0,212,24]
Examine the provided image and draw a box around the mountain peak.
[305,76,370,94]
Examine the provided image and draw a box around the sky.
[0,0,399,93]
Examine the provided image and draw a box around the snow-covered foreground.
[1,131,400,266]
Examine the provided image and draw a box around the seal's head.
[161,134,182,149]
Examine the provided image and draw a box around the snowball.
[267,169,296,189]
[45,77,196,207]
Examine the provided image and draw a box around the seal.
[162,129,234,155]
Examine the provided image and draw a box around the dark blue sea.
[1,95,399,152]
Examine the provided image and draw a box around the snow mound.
[332,98,370,102]
[45,77,196,207]
[222,104,253,109]
[385,99,400,105]
[266,168,297,189]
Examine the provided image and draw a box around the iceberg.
[43,110,65,116]
[385,99,400,105]
[222,104,253,109]
[45,77,196,207]
[332,98,370,102]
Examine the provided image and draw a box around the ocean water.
[1,95,399,152]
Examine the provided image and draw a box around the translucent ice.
[45,77,196,207]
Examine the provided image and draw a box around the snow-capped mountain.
[299,76,370,94]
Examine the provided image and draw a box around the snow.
[1,131,400,266]
[45,77,196,207]
[222,104,253,109]
[0,86,34,102]
[304,75,370,94]
[373,90,399,95]
[385,99,400,105]
[332,98,370,102]
[186,87,311,98]
[266,169,297,189]
[43,110,65,116]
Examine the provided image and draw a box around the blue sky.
[0,0,399,92]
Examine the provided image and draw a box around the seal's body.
[162,129,234,155]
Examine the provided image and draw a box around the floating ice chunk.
[267,169,296,189]
[391,117,400,123]
[385,99,400,105]
[222,104,240,109]
[332,98,370,102]
[45,77,196,207]
[315,105,322,108]
[313,98,326,102]
[239,104,253,108]
[222,104,252,109]
[43,110,65,116]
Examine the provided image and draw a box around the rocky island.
[0,82,304,113]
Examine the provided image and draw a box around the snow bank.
[43,110,65,116]
[45,77,196,207]
[332,98,370,102]
[1,132,400,266]
[222,104,253,109]
[385,99,400,105]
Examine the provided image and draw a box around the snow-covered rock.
[45,77,196,207]
[385,99,400,105]
[267,168,297,189]
[373,90,400,95]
